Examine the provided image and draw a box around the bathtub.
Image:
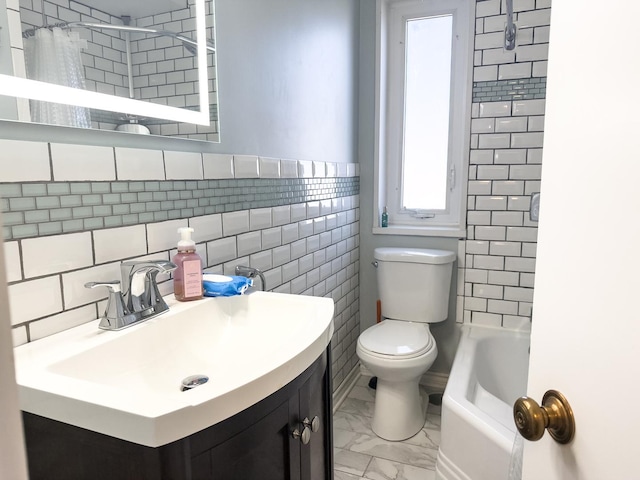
[435,325,530,480]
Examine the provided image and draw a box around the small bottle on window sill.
[381,206,388,228]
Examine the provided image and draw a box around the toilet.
[357,247,455,441]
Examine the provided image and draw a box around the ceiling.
[78,0,189,20]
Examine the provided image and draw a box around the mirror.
[0,0,219,141]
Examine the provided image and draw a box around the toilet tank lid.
[374,248,456,265]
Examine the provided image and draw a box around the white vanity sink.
[13,291,334,447]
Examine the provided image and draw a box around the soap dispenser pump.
[173,227,203,301]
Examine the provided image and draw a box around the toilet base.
[371,377,428,441]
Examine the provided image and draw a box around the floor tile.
[364,457,437,480]
[356,375,372,387]
[333,428,438,470]
[334,410,440,450]
[426,402,442,416]
[348,385,376,403]
[335,471,366,480]
[334,411,376,436]
[402,426,440,450]
[334,448,373,476]
[338,397,376,418]
[426,412,441,429]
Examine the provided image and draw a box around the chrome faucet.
[85,260,177,331]
[235,265,266,291]
[120,260,177,315]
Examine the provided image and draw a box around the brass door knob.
[513,389,575,444]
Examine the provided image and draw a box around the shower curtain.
[24,27,91,128]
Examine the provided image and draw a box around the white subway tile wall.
[164,151,204,180]
[51,144,116,181]
[147,219,188,253]
[0,140,50,182]
[203,153,234,179]
[280,160,299,178]
[298,160,314,178]
[461,0,550,328]
[62,262,122,309]
[22,232,93,278]
[259,157,281,178]
[115,148,166,181]
[3,241,22,282]
[237,231,262,257]
[313,161,327,178]
[8,276,63,326]
[2,140,360,390]
[272,205,291,227]
[188,213,223,241]
[222,210,250,237]
[29,305,97,342]
[233,155,260,179]
[93,225,147,264]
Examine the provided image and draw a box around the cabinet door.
[23,412,163,480]
[204,400,300,480]
[298,354,331,480]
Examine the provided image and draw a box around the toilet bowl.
[356,248,455,441]
[357,320,438,441]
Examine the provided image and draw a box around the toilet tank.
[374,248,456,323]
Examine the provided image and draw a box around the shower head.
[476,0,517,50]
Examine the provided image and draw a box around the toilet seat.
[358,320,434,359]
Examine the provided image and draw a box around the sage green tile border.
[472,77,546,103]
[1,177,360,240]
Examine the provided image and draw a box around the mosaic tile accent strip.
[1,177,359,240]
[472,77,547,103]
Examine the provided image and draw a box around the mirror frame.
[1,0,210,126]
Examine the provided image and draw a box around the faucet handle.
[85,280,122,292]
[84,281,138,331]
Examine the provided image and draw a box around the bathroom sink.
[13,291,334,447]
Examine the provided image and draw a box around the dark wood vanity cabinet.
[22,350,333,480]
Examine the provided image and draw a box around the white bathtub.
[435,325,530,480]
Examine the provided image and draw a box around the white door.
[523,1,640,479]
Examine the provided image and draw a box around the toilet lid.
[359,320,434,358]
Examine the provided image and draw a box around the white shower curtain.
[24,27,91,128]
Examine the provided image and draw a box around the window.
[403,15,452,211]
[374,0,473,236]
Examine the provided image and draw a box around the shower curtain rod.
[22,21,215,53]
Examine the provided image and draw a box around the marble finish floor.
[333,376,441,480]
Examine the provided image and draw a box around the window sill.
[372,225,466,238]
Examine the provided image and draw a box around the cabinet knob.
[291,425,311,445]
[303,416,320,433]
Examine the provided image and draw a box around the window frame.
[373,0,473,237]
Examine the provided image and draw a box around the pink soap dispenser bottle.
[173,227,203,301]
